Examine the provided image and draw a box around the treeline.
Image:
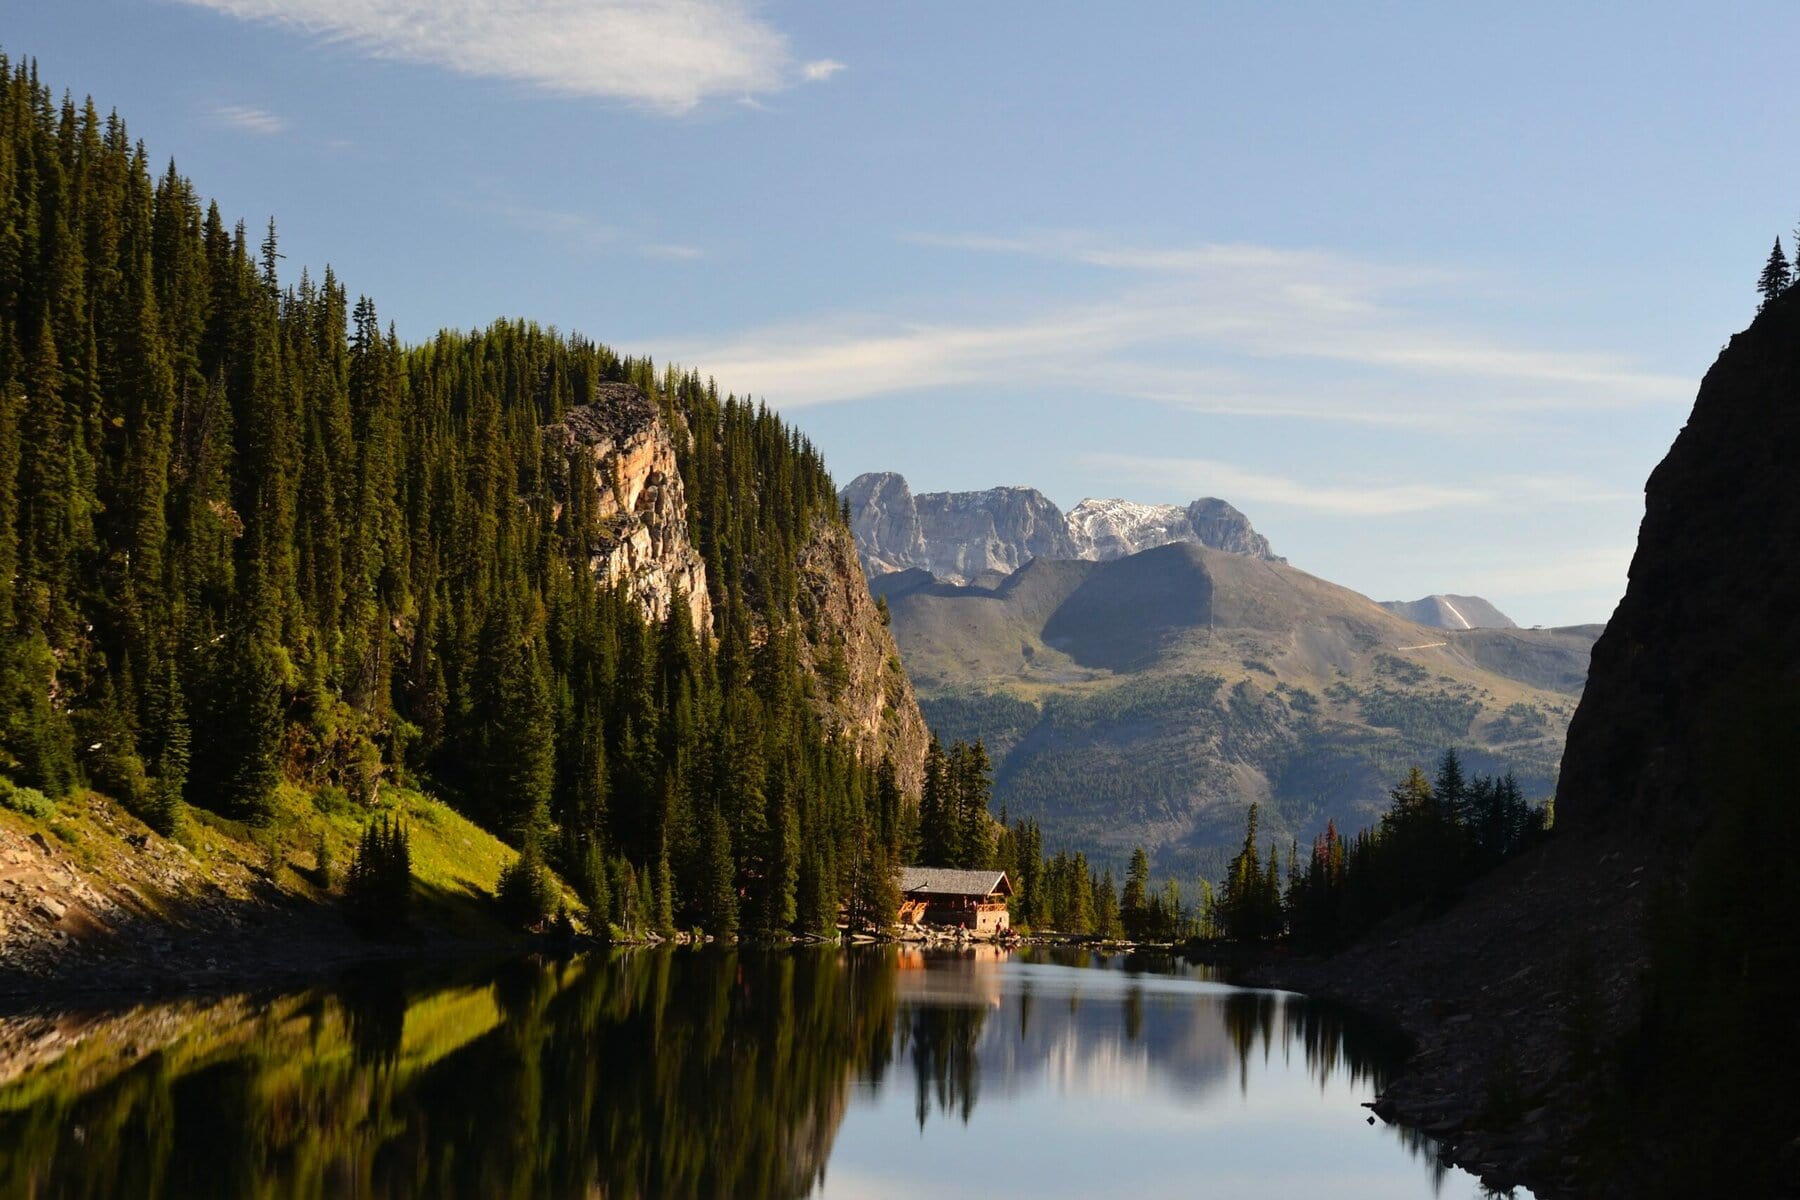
[1215,750,1549,947]
[0,53,909,936]
[980,750,1546,947]
[990,821,1194,941]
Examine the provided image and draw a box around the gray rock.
[840,472,1282,585]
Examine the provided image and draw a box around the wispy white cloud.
[1083,453,1496,516]
[489,200,703,262]
[662,237,1684,429]
[494,202,618,253]
[640,242,704,261]
[178,0,842,113]
[1080,454,1643,520]
[662,232,1690,425]
[209,103,288,135]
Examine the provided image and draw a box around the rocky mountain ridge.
[840,471,1281,584]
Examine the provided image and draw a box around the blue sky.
[8,2,1791,626]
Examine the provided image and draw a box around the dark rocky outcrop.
[1249,294,1800,1198]
[1556,299,1800,841]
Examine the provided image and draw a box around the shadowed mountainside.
[874,542,1598,876]
[1247,286,1800,1199]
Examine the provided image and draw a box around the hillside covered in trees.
[0,52,927,941]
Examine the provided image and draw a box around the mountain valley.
[849,493,1598,876]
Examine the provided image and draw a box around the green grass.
[0,774,577,942]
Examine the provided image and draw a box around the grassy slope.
[0,780,568,967]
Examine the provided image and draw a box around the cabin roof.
[899,867,1013,898]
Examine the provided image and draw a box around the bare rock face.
[1556,294,1800,839]
[542,382,711,633]
[839,472,1282,584]
[912,487,1081,581]
[794,520,930,797]
[1185,498,1283,563]
[840,471,927,576]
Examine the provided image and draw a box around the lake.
[0,947,1524,1199]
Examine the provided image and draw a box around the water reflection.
[0,948,1514,1200]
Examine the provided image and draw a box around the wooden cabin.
[897,868,1013,935]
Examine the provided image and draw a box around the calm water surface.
[0,947,1526,1199]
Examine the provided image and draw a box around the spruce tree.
[1759,238,1791,311]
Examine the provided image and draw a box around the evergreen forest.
[0,53,912,938]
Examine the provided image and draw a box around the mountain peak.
[1379,593,1516,630]
[841,472,1281,583]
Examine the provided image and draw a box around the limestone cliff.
[542,381,712,633]
[840,471,1282,584]
[839,470,927,576]
[912,486,1081,581]
[794,519,931,797]
[1183,498,1283,563]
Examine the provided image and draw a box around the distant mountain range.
[841,472,1594,876]
[840,472,1280,585]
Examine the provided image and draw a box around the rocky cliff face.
[543,394,928,793]
[1556,295,1800,839]
[1379,594,1517,630]
[839,471,927,576]
[542,381,712,633]
[912,486,1080,580]
[1185,498,1282,562]
[794,519,931,797]
[840,472,1281,584]
[1065,498,1197,559]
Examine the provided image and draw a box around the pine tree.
[194,618,283,824]
[346,814,412,935]
[697,804,739,936]
[1122,846,1150,937]
[1095,867,1122,939]
[918,736,955,867]
[1759,238,1791,311]
[496,832,557,929]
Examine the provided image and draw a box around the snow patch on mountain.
[1066,498,1196,560]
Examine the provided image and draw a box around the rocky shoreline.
[1226,830,1655,1200]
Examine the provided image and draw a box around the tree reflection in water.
[0,946,1444,1200]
